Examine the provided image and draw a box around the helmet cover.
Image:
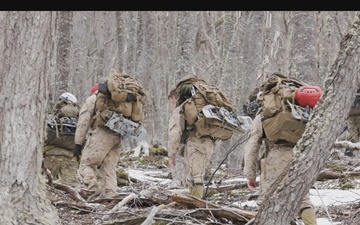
[59,92,77,104]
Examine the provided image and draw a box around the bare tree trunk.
[56,11,73,96]
[116,11,127,72]
[122,11,139,75]
[176,11,198,76]
[253,12,360,225]
[0,11,60,224]
[286,11,318,83]
[317,11,356,82]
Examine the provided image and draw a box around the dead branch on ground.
[333,141,360,150]
[171,192,256,223]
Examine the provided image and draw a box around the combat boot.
[301,207,317,225]
[88,181,100,192]
[86,181,102,201]
[189,184,204,198]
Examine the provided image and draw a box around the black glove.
[126,93,136,102]
[344,148,354,157]
[73,144,83,162]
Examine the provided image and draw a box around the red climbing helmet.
[295,85,322,108]
[90,83,98,95]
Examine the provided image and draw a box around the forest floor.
[45,146,360,225]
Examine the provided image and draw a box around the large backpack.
[258,72,322,144]
[96,72,146,123]
[176,75,244,141]
[45,117,78,150]
[45,100,79,150]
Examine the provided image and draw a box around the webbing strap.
[52,118,60,138]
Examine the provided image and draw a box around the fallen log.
[101,201,187,225]
[100,193,139,222]
[205,183,248,197]
[101,217,146,225]
[52,182,86,202]
[140,188,173,205]
[171,193,256,223]
[316,170,345,181]
[141,204,166,225]
[53,200,105,211]
[344,171,360,177]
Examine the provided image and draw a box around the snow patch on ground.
[127,169,172,185]
[236,189,360,225]
[310,189,360,207]
[316,218,342,225]
[128,169,358,225]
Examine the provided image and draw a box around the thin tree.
[0,11,61,224]
[253,11,360,225]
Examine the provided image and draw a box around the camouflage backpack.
[176,75,244,141]
[258,72,322,144]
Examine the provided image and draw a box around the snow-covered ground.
[310,189,360,208]
[127,169,360,225]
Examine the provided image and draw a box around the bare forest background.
[1,11,360,224]
[47,11,356,168]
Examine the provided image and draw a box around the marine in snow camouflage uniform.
[243,114,317,225]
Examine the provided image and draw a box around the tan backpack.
[96,72,146,123]
[176,75,243,141]
[258,72,322,144]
